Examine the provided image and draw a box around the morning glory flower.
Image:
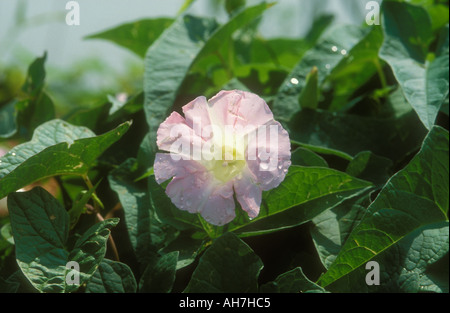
[153,90,291,226]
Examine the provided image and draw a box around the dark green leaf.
[86,259,137,293]
[290,147,328,167]
[0,100,17,138]
[7,187,119,293]
[139,251,178,293]
[379,1,449,130]
[318,126,449,289]
[346,151,393,186]
[184,232,263,292]
[229,166,372,236]
[109,158,172,263]
[288,108,427,161]
[311,192,371,269]
[260,267,327,293]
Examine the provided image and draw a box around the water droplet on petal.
[283,168,288,173]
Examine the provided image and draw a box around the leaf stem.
[96,213,120,262]
[374,58,388,90]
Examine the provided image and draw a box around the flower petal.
[154,153,206,184]
[156,111,203,159]
[165,165,212,214]
[199,182,236,226]
[233,168,261,219]
[208,90,274,134]
[182,96,213,141]
[246,121,291,190]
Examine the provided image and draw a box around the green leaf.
[109,159,173,263]
[225,0,246,16]
[228,166,372,236]
[139,251,179,293]
[272,24,370,121]
[288,107,427,161]
[67,218,119,292]
[85,18,174,58]
[16,91,55,140]
[0,119,131,199]
[311,192,371,269]
[327,26,384,111]
[19,53,56,139]
[184,232,263,292]
[0,100,17,139]
[2,54,55,139]
[290,147,328,167]
[7,187,119,292]
[159,232,205,270]
[22,52,47,96]
[86,259,137,293]
[317,126,449,289]
[379,1,449,130]
[346,151,393,186]
[378,221,449,292]
[298,66,318,110]
[260,267,327,293]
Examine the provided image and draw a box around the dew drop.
[290,77,299,85]
[11,152,16,156]
[325,64,331,70]
[260,162,269,170]
[283,168,288,173]
[331,46,338,52]
[340,49,347,55]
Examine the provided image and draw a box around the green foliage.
[0,0,448,294]
[7,187,118,293]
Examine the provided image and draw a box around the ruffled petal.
[156,111,203,159]
[166,174,211,214]
[182,96,213,141]
[199,182,236,226]
[208,90,274,134]
[246,120,291,190]
[153,153,205,184]
[233,168,261,219]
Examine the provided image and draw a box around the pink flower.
[153,90,291,226]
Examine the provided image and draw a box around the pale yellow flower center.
[211,146,246,183]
